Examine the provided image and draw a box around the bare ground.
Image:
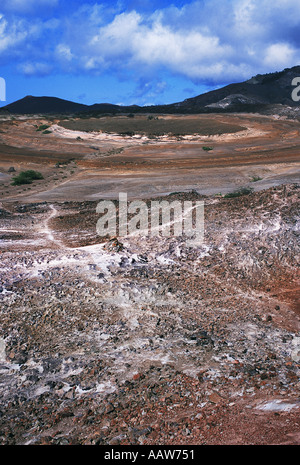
[0,113,299,202]
[0,113,299,445]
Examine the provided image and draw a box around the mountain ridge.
[1,65,300,115]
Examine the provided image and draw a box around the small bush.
[12,170,44,186]
[250,175,262,182]
[224,187,253,198]
[121,131,135,136]
[42,130,52,134]
[36,124,50,131]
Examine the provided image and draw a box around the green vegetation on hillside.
[36,124,50,131]
[224,187,253,198]
[12,170,44,186]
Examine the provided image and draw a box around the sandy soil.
[0,113,299,202]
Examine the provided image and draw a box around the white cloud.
[86,11,234,81]
[60,1,300,82]
[264,43,298,69]
[1,0,300,85]
[0,15,28,53]
[18,61,53,76]
[56,44,74,62]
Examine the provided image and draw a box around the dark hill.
[164,65,300,113]
[1,65,300,116]
[1,95,88,114]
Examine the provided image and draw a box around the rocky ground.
[0,183,299,445]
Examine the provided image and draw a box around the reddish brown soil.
[0,114,299,446]
[0,113,299,202]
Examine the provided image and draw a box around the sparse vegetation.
[36,124,50,132]
[250,175,262,182]
[224,187,253,198]
[106,147,124,156]
[12,170,44,186]
[120,131,135,137]
[59,116,245,137]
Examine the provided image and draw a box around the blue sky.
[1,0,300,107]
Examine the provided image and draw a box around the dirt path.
[38,204,64,247]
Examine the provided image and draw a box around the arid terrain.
[0,112,299,445]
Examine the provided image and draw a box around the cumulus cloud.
[264,43,298,69]
[75,10,235,82]
[0,14,28,54]
[1,0,300,85]
[57,1,300,83]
